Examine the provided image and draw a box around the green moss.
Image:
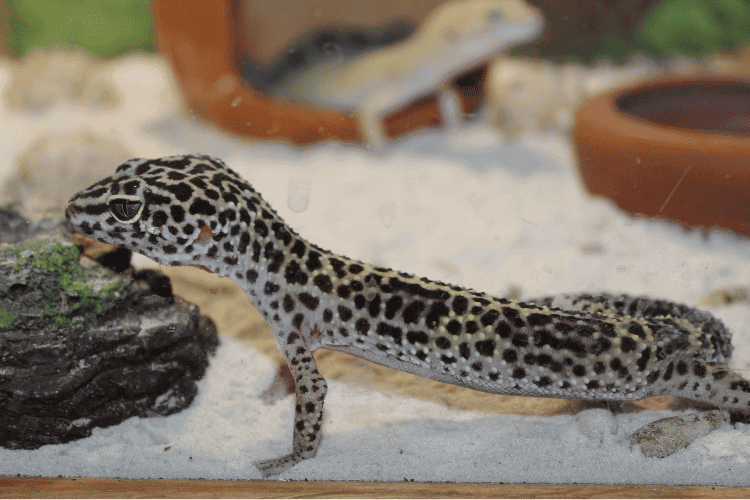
[6,0,156,59]
[2,238,125,330]
[0,310,17,328]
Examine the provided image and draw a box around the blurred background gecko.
[269,0,543,149]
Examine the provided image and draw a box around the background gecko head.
[65,154,262,272]
[430,0,541,47]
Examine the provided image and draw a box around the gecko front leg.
[253,332,328,477]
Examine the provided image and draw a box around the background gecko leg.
[253,332,328,477]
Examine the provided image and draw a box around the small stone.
[2,131,132,218]
[6,49,119,111]
[628,410,729,459]
[576,408,617,444]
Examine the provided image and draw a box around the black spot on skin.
[495,321,512,338]
[465,321,478,334]
[163,244,177,254]
[441,355,457,364]
[573,365,586,377]
[435,336,451,349]
[628,323,646,338]
[329,258,347,278]
[621,336,638,353]
[285,260,308,285]
[298,292,320,310]
[452,296,468,315]
[537,354,552,367]
[589,337,611,356]
[376,323,403,344]
[480,310,500,326]
[292,313,304,329]
[189,197,216,216]
[336,284,351,299]
[254,219,268,237]
[593,362,606,375]
[287,332,299,344]
[459,342,471,359]
[524,353,536,365]
[407,330,429,345]
[355,318,370,335]
[731,380,750,393]
[537,377,553,388]
[384,296,403,319]
[291,240,306,258]
[245,269,258,283]
[354,294,366,309]
[168,205,185,224]
[636,347,651,372]
[415,351,428,361]
[349,263,364,274]
[402,301,426,324]
[475,339,495,357]
[502,349,517,363]
[502,307,526,328]
[527,313,552,326]
[338,327,349,337]
[283,294,295,313]
[313,274,333,293]
[511,334,528,349]
[693,361,707,378]
[337,305,353,322]
[512,367,526,379]
[376,344,389,351]
[489,372,500,381]
[676,360,689,376]
[306,251,322,271]
[662,361,674,381]
[368,295,381,317]
[646,370,660,384]
[586,380,600,390]
[446,320,462,335]
[264,282,280,295]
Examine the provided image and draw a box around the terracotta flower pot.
[575,76,750,237]
[151,0,486,145]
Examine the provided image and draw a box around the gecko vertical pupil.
[108,198,143,222]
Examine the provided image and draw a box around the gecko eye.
[108,196,144,223]
[486,9,504,23]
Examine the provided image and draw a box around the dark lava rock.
[0,213,218,450]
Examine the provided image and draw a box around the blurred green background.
[4,0,750,61]
[7,0,156,59]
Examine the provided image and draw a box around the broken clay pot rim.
[151,0,487,145]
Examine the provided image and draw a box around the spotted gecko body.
[66,154,748,476]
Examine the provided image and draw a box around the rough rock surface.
[0,211,218,450]
[628,410,729,459]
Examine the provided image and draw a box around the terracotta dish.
[151,0,486,145]
[575,76,750,237]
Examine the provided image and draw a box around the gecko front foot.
[253,451,309,477]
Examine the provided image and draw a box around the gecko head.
[65,154,261,272]
[437,0,543,45]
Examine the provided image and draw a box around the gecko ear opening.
[108,196,144,223]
